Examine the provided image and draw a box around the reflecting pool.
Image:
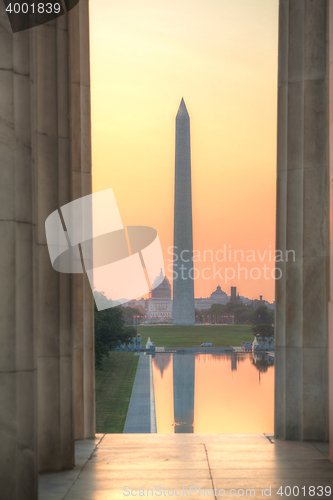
[152,352,274,433]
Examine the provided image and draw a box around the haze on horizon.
[89,0,279,303]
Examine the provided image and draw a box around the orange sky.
[89,0,279,303]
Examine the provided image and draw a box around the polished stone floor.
[39,434,333,500]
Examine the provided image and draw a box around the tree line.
[196,302,275,337]
[94,292,142,368]
[196,302,273,324]
[94,291,275,367]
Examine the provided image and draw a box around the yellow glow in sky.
[90,0,279,302]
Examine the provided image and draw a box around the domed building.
[210,285,228,304]
[194,285,234,324]
[148,270,172,321]
[195,285,228,310]
[151,273,171,300]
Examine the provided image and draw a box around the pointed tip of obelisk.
[177,97,189,118]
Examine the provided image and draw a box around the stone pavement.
[39,434,333,500]
[123,354,156,433]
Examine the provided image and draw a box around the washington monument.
[172,98,195,325]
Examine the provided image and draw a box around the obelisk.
[172,98,195,325]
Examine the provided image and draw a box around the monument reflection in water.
[173,354,195,432]
[152,353,274,434]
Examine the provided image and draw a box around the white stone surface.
[275,0,329,441]
[0,0,94,496]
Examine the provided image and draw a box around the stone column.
[275,0,329,441]
[37,0,95,467]
[0,0,94,490]
[69,0,95,440]
[328,0,333,462]
[0,10,38,500]
[34,12,76,471]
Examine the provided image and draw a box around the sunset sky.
[89,0,279,303]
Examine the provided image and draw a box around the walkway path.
[123,353,156,433]
[39,434,333,500]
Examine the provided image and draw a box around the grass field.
[95,352,139,433]
[136,325,253,348]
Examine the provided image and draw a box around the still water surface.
[152,352,274,433]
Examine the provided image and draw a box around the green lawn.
[137,325,253,348]
[95,352,139,433]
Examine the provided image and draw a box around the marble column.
[328,0,333,462]
[0,13,38,499]
[69,0,95,441]
[0,0,94,493]
[275,0,329,441]
[34,12,74,473]
[36,0,94,467]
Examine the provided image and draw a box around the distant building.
[122,271,173,321]
[210,285,228,304]
[121,298,148,312]
[136,298,148,311]
[238,296,253,305]
[147,273,172,321]
[147,298,172,320]
[195,285,228,310]
[122,300,137,309]
[194,298,213,310]
[253,295,266,309]
[151,272,171,300]
[133,303,147,315]
[230,286,240,303]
